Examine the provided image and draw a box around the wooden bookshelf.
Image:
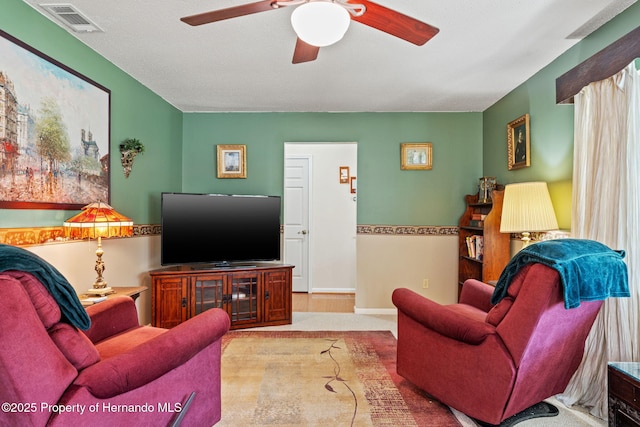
[458,188,511,298]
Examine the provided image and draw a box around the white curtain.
[557,62,640,419]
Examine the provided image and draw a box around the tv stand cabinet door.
[228,271,261,328]
[152,275,188,328]
[263,268,292,324]
[192,274,225,317]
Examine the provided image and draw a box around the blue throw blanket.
[0,244,90,330]
[491,239,629,309]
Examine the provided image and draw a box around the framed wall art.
[0,30,111,210]
[339,166,349,184]
[217,144,247,178]
[400,143,432,170]
[507,113,530,170]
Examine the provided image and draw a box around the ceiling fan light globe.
[291,2,351,47]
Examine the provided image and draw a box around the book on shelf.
[471,213,487,221]
[466,236,475,258]
[465,235,484,260]
[469,220,484,228]
[475,235,484,261]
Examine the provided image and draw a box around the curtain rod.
[556,25,640,104]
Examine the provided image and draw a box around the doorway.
[283,143,358,294]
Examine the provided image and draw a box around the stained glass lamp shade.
[64,201,133,294]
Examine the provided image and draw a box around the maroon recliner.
[0,270,230,427]
[392,263,603,425]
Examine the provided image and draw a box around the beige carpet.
[217,330,461,426]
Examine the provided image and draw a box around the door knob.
[298,230,307,235]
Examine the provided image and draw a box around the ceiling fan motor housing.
[291,1,351,47]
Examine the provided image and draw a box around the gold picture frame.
[216,144,247,178]
[339,166,350,183]
[400,143,432,170]
[507,114,530,170]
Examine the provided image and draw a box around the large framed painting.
[0,30,110,210]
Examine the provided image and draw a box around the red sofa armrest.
[392,288,496,344]
[74,307,230,398]
[458,279,495,313]
[84,296,140,344]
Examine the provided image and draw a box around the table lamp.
[500,182,559,247]
[63,201,133,295]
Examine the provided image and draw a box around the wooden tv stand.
[150,263,293,330]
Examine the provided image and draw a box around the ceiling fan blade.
[346,0,439,46]
[292,38,320,64]
[181,0,280,26]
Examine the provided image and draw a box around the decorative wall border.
[357,225,458,236]
[0,227,67,246]
[132,224,162,237]
[0,224,161,246]
[0,224,568,246]
[526,230,571,241]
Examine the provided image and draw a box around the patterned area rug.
[218,330,461,426]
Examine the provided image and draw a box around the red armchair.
[392,263,603,425]
[0,269,230,427]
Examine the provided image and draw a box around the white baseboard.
[310,288,356,294]
[354,307,397,315]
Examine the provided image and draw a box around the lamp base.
[86,286,113,296]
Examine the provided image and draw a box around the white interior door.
[284,156,310,292]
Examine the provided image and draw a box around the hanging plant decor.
[119,138,145,178]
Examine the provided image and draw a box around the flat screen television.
[161,192,281,266]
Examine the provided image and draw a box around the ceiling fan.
[180,0,439,64]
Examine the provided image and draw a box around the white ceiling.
[23,0,637,112]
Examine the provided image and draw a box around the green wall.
[183,112,482,225]
[3,0,640,230]
[2,0,481,229]
[482,1,640,229]
[1,0,183,226]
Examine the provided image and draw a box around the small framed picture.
[217,145,247,178]
[400,143,432,170]
[339,166,350,183]
[507,114,530,170]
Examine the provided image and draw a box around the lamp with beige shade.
[500,182,559,248]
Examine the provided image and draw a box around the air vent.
[40,3,103,33]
